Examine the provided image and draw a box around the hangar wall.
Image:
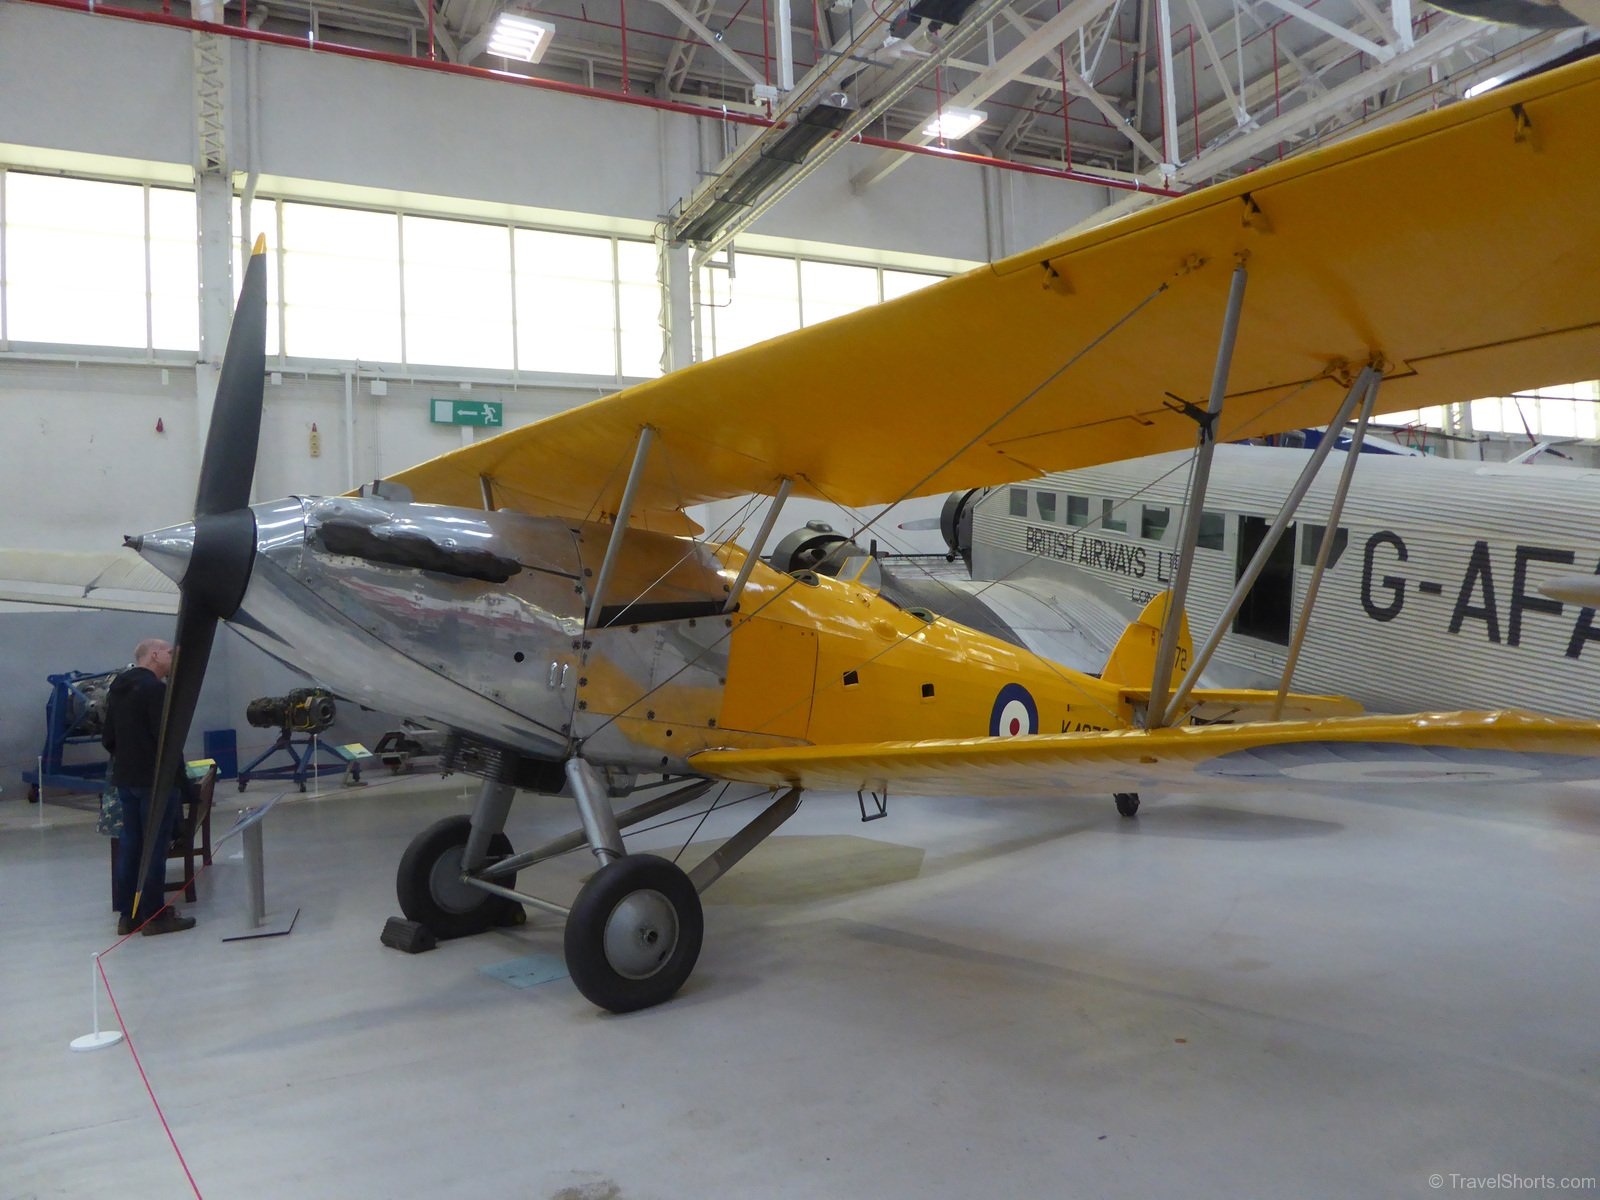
[0,3,1109,780]
[0,3,1104,254]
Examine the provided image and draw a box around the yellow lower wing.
[689,711,1600,797]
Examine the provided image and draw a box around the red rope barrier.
[92,853,221,1199]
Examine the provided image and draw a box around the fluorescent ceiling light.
[920,107,987,140]
[1463,73,1508,100]
[487,11,557,63]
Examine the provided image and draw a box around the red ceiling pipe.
[618,0,631,93]
[850,133,1183,195]
[15,0,1182,198]
[19,0,771,124]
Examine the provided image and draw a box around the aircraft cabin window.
[1300,524,1350,568]
[1142,505,1170,541]
[1066,495,1090,527]
[1101,499,1127,533]
[1198,511,1225,550]
[1036,493,1058,522]
[1010,488,1029,517]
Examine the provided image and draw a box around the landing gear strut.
[391,761,802,1013]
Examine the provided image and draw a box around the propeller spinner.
[124,235,269,919]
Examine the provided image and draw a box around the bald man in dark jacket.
[103,638,196,936]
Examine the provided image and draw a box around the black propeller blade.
[131,236,269,920]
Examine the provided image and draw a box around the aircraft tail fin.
[1102,592,1364,723]
[1101,591,1189,691]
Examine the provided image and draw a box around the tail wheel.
[564,854,703,1014]
[397,814,520,938]
[1115,792,1141,818]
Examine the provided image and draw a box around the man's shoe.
[117,916,133,936]
[141,911,196,936]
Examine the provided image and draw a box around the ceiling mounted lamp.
[920,107,987,141]
[487,9,557,63]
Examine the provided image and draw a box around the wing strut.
[1148,257,1249,726]
[1161,363,1380,725]
[1270,371,1381,718]
[587,425,655,629]
[723,477,793,613]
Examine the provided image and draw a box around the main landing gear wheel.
[1114,792,1141,818]
[564,854,703,1014]
[397,814,521,939]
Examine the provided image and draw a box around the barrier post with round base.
[69,953,124,1053]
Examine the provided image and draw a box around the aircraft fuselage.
[973,445,1600,717]
[145,494,1144,776]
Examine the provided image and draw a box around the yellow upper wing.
[689,711,1600,797]
[389,55,1600,528]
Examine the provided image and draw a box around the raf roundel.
[989,683,1039,738]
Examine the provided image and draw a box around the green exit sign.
[431,399,503,427]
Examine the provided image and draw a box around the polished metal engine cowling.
[228,497,587,757]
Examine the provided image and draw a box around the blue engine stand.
[236,733,361,793]
[22,669,119,801]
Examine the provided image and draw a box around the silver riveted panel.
[231,496,584,756]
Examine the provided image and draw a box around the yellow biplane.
[131,52,1600,1011]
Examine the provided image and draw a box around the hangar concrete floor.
[3,772,1597,1199]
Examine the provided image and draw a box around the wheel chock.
[380,916,437,954]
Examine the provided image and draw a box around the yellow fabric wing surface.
[688,711,1600,797]
[387,54,1600,528]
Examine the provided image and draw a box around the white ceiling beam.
[1063,17,1485,229]
[642,0,768,86]
[1154,0,1180,171]
[850,0,1118,190]
[1257,0,1396,62]
[989,6,1162,168]
[1345,0,1403,47]
[773,0,795,92]
[1391,0,1415,49]
[1181,0,1248,125]
[1237,0,1331,99]
[1061,59,1165,165]
[658,0,718,95]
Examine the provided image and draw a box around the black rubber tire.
[564,854,703,1014]
[1114,792,1141,818]
[397,814,520,939]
